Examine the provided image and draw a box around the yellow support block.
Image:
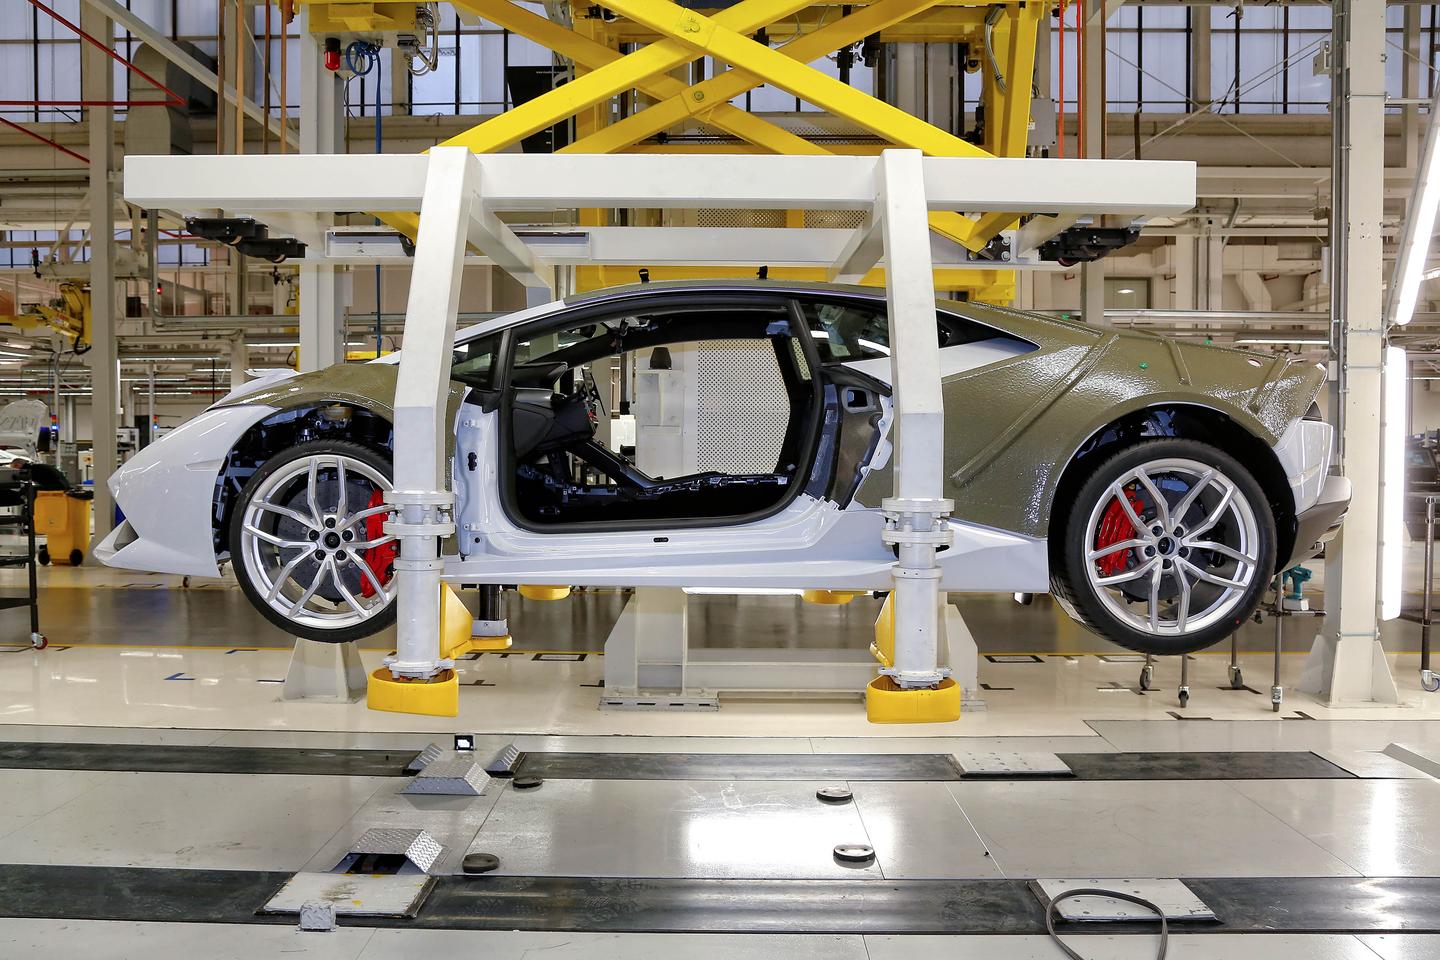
[865,591,959,722]
[519,584,572,601]
[866,675,960,723]
[367,669,459,717]
[803,589,866,605]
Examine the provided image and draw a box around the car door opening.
[498,302,826,529]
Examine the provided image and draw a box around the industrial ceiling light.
[1387,86,1440,326]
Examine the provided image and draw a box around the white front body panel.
[95,404,275,577]
[449,407,1049,592]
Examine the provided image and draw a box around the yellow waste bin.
[35,489,92,566]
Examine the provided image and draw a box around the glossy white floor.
[3,569,1440,957]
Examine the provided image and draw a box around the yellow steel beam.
[566,0,946,155]
[592,0,1022,251]
[984,3,1042,162]
[451,0,826,155]
[597,0,994,162]
[609,8,991,44]
[440,0,820,157]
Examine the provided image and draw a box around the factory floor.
[2,563,1440,957]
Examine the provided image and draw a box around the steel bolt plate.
[833,843,876,865]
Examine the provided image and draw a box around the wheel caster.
[1229,666,1244,690]
[1178,689,1190,708]
[30,633,47,650]
[69,549,83,566]
[37,548,48,566]
[1423,671,1440,694]
[1139,665,1154,691]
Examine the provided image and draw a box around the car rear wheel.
[1051,438,1276,656]
[231,440,397,643]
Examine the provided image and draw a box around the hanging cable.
[1044,888,1169,960]
[345,40,381,77]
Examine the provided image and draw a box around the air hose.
[1044,888,1169,960]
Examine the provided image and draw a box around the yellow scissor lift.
[293,0,1042,302]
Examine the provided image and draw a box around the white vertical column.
[386,147,478,678]
[878,150,951,689]
[297,6,345,372]
[82,2,117,539]
[1300,0,1398,704]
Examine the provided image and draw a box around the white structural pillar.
[1300,0,1398,704]
[297,6,345,372]
[82,2,117,540]
[384,148,479,679]
[877,150,952,688]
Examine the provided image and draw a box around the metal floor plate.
[261,871,435,918]
[1030,879,1216,921]
[954,752,1073,777]
[467,778,883,879]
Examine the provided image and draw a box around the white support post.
[83,1,117,541]
[877,149,952,690]
[384,148,479,679]
[1300,0,1399,705]
[298,7,344,373]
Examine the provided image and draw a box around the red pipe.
[28,0,185,108]
[0,116,87,164]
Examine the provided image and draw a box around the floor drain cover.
[833,843,875,865]
[816,786,853,804]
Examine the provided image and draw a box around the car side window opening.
[501,304,822,528]
[450,332,502,389]
[802,299,992,364]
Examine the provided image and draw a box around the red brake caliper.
[1094,485,1146,576]
[359,489,397,598]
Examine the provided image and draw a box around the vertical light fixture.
[1386,84,1440,326]
[1381,345,1407,621]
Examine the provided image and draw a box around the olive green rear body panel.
[855,303,1326,538]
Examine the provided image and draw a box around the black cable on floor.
[1044,888,1169,960]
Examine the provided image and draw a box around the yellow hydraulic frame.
[298,0,1044,302]
[0,282,90,350]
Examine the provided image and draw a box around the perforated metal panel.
[694,339,790,474]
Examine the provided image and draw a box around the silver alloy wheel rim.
[1082,457,1261,637]
[239,453,396,633]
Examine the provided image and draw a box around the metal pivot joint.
[384,488,456,678]
[880,496,955,689]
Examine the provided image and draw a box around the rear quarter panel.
[858,306,1325,538]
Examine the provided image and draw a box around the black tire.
[37,547,49,566]
[1051,438,1276,657]
[230,439,397,644]
[69,549,83,566]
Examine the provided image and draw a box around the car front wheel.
[231,440,397,643]
[1051,438,1276,656]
